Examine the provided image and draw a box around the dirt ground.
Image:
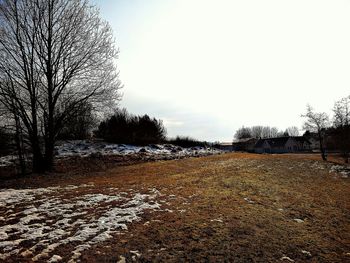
[0,153,350,263]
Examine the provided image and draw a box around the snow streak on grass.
[0,184,163,262]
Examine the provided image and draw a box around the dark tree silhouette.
[234,126,252,139]
[0,127,11,156]
[331,95,350,163]
[96,109,166,145]
[167,136,209,148]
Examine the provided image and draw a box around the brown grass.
[1,153,350,262]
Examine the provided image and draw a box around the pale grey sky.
[95,0,350,142]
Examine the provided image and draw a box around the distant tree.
[168,136,208,148]
[302,105,329,161]
[250,126,264,138]
[97,109,166,145]
[234,126,252,139]
[260,126,278,138]
[333,95,350,127]
[270,127,279,138]
[331,96,350,163]
[286,126,300,136]
[236,125,288,139]
[0,0,121,172]
[58,102,97,140]
[277,130,289,137]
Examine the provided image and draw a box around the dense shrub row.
[96,109,166,145]
[0,128,12,156]
[166,136,209,148]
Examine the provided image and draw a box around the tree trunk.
[14,115,26,175]
[44,138,55,172]
[31,138,45,173]
[318,131,327,161]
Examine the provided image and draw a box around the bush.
[0,128,12,156]
[96,109,166,145]
[166,136,209,148]
[327,126,350,163]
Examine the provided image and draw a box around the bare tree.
[234,126,252,140]
[269,127,279,138]
[302,105,329,161]
[236,125,282,139]
[286,126,300,136]
[331,95,350,163]
[0,0,121,172]
[333,95,350,127]
[250,126,263,138]
[260,126,278,138]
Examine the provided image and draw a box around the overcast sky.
[94,0,350,142]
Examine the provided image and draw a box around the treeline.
[166,136,210,148]
[96,109,166,145]
[234,126,299,139]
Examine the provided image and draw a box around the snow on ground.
[0,184,168,262]
[0,155,17,168]
[55,141,221,158]
[0,141,222,167]
[329,164,350,178]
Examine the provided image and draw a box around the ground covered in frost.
[0,153,349,262]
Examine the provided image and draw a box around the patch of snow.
[48,255,63,262]
[130,250,141,258]
[0,141,222,167]
[330,165,350,178]
[244,197,255,204]
[293,218,304,223]
[52,140,222,160]
[0,184,168,262]
[301,250,312,257]
[0,155,17,167]
[280,256,294,262]
[117,255,126,263]
[210,219,223,223]
[311,161,325,170]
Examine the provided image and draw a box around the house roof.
[292,136,311,144]
[255,136,311,148]
[254,139,266,148]
[232,138,257,144]
[255,137,290,148]
[219,142,233,146]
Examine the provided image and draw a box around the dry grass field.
[0,153,349,262]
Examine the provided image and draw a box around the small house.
[254,136,311,154]
[232,138,258,152]
[216,142,234,152]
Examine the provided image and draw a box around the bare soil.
[1,153,349,262]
